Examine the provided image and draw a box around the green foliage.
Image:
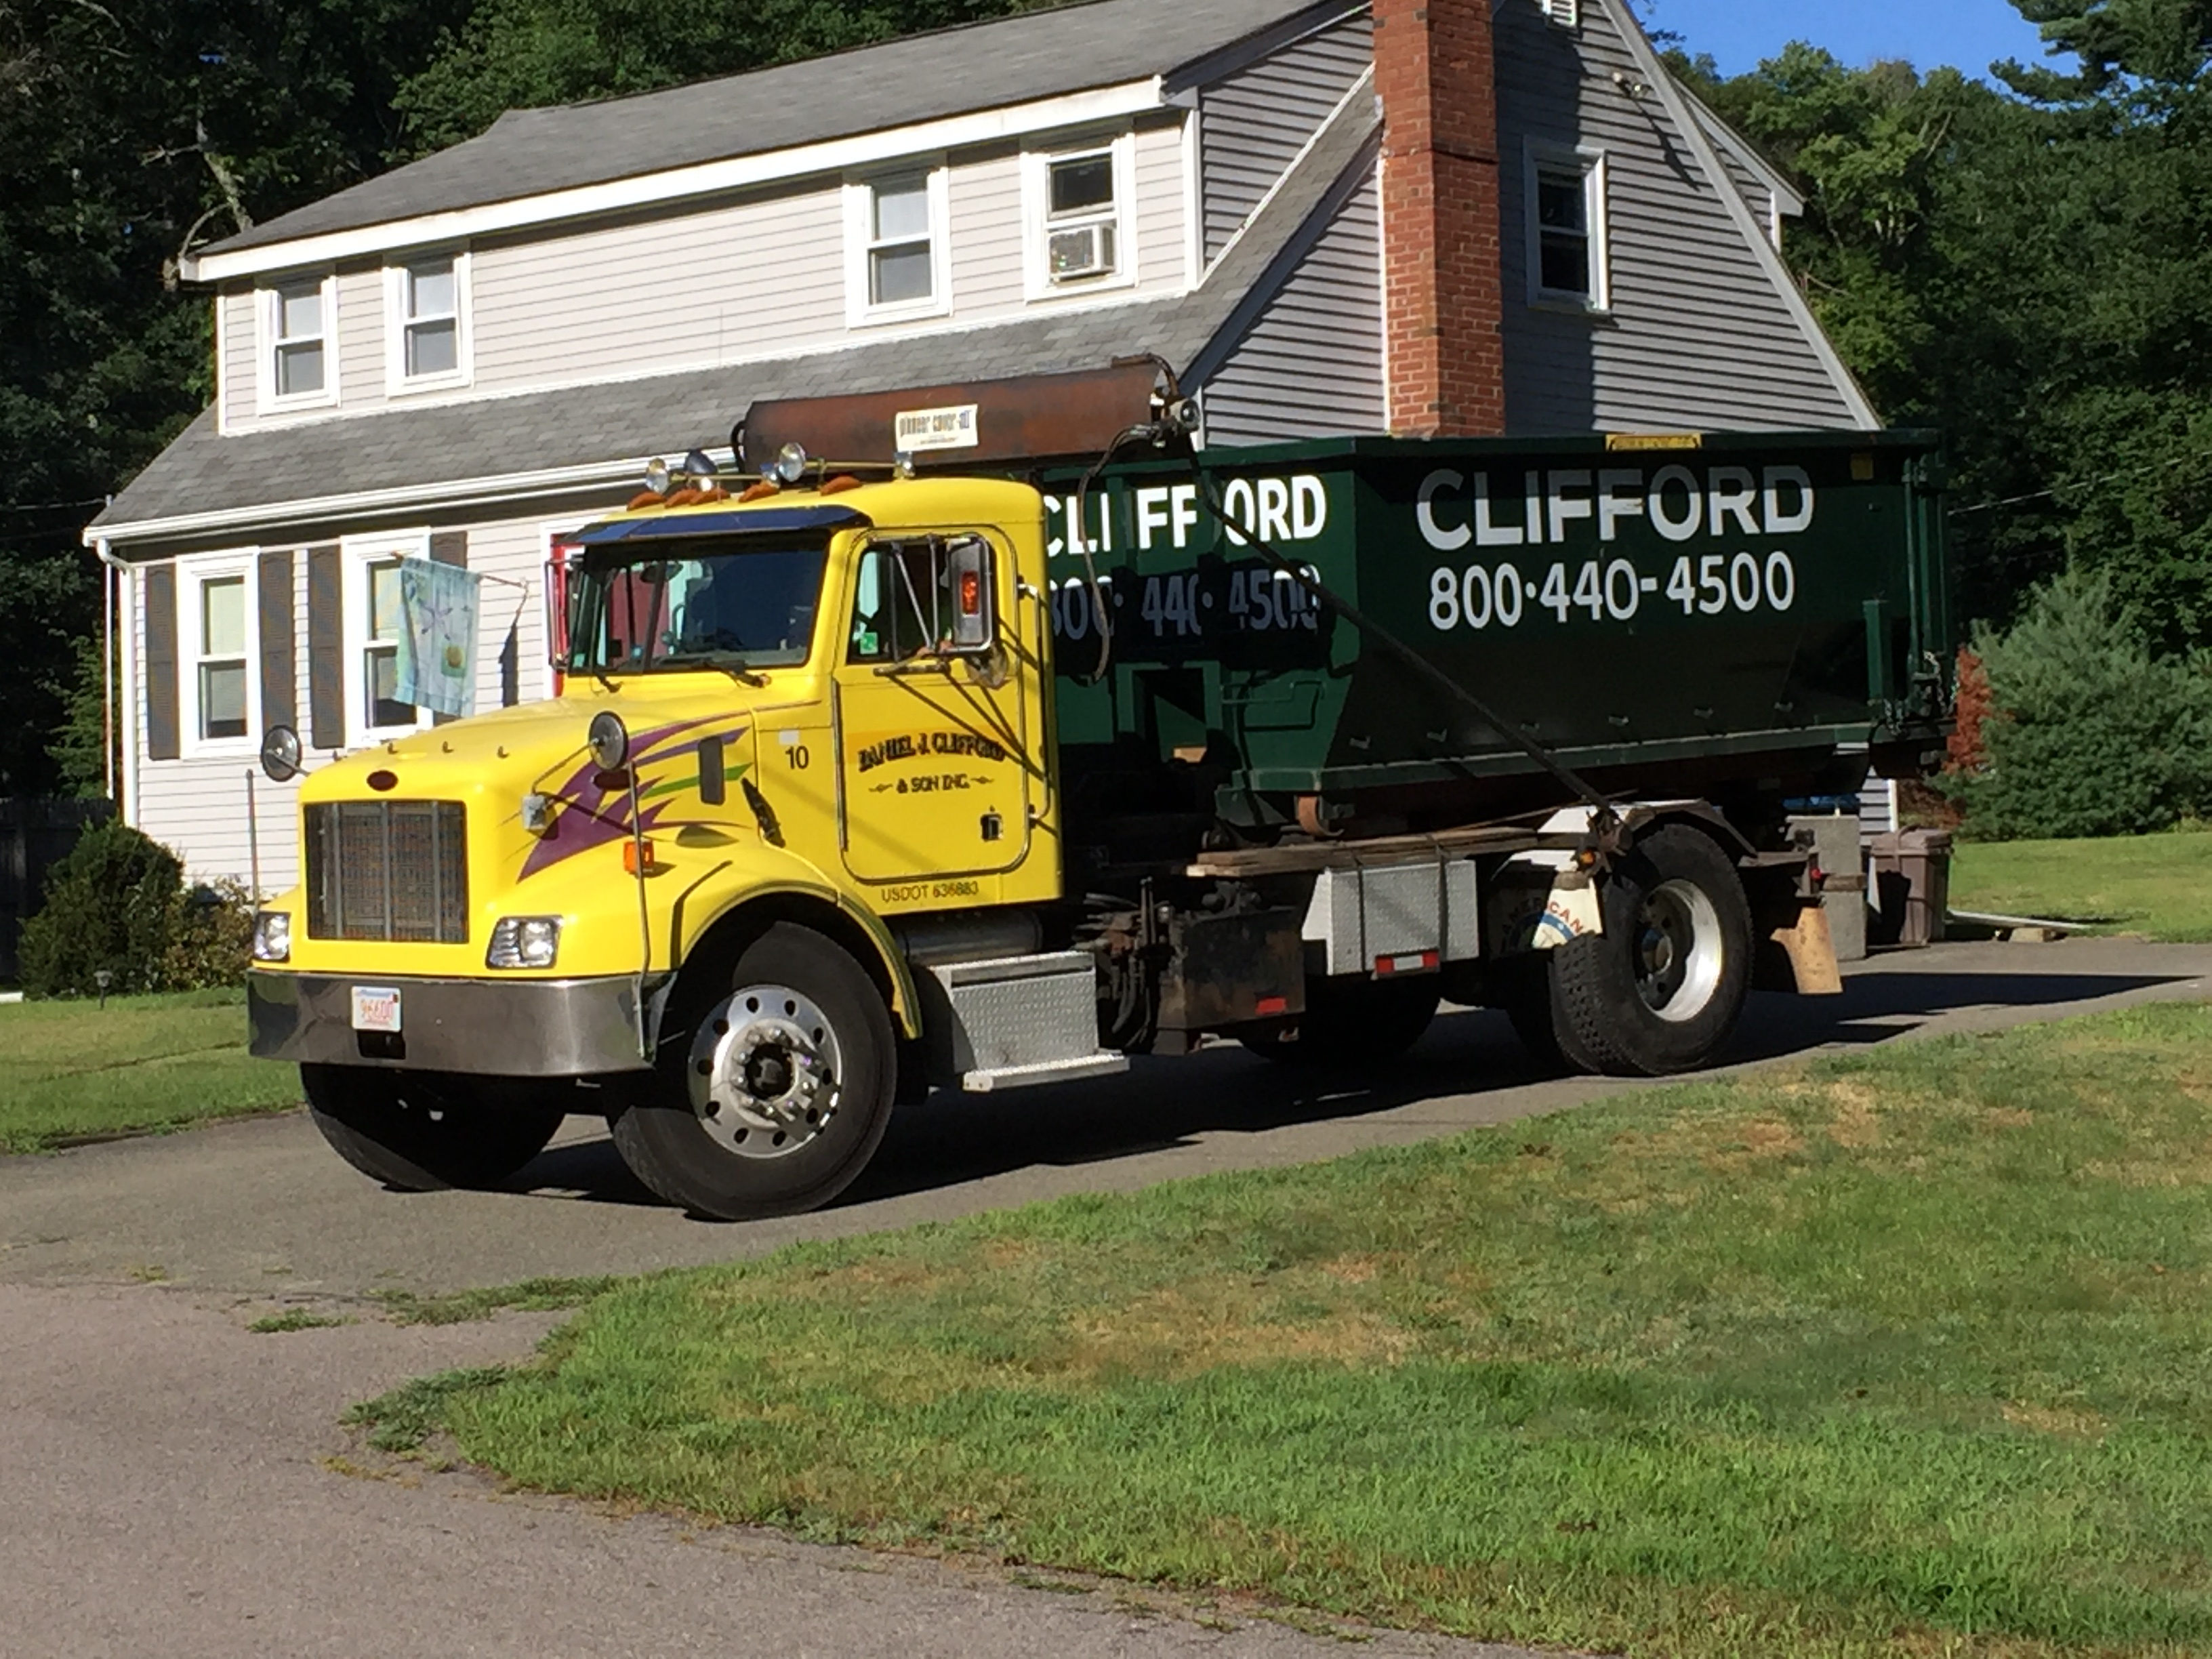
[1953,571,2212,838]
[392,0,1056,155]
[16,821,251,996]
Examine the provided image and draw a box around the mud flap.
[1755,900,1843,996]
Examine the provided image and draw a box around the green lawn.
[362,1004,2212,1659]
[0,987,300,1153]
[1950,830,2212,940]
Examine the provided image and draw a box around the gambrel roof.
[199,0,1346,261]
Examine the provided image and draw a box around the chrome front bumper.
[247,970,657,1076]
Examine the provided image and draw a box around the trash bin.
[1867,828,1952,947]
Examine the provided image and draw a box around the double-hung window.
[176,552,260,754]
[848,167,949,323]
[1525,144,1610,311]
[342,536,434,746]
[1025,132,1134,299]
[262,274,337,409]
[388,252,470,390]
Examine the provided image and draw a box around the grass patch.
[371,1275,621,1326]
[348,1366,516,1452]
[249,1309,351,1334]
[0,987,298,1153]
[1951,829,2212,940]
[402,1004,2212,1658]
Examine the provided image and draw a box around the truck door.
[833,531,1040,884]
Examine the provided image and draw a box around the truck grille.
[304,802,469,943]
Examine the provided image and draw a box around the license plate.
[350,986,403,1033]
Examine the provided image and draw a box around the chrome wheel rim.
[1637,878,1724,1023]
[687,983,842,1160]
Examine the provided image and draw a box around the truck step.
[959,1052,1130,1093]
[924,950,1121,1091]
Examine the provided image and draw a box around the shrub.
[164,880,255,992]
[1952,571,2212,840]
[16,823,251,997]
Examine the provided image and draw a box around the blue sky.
[1645,0,2068,81]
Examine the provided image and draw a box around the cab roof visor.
[572,504,869,544]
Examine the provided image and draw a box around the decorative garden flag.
[393,556,480,717]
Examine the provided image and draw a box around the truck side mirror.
[947,537,994,653]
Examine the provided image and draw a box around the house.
[83,0,1875,893]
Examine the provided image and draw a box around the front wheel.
[611,922,897,1220]
[1548,824,1753,1077]
[304,1066,566,1191]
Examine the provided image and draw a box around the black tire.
[1495,958,1570,1072]
[1549,823,1753,1077]
[1242,976,1439,1067]
[611,922,897,1221]
[304,1065,565,1191]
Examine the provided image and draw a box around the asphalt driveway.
[2,937,2207,1658]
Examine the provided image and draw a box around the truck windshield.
[566,535,827,674]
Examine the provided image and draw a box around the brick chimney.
[1374,0,1506,436]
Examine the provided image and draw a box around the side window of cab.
[848,535,996,663]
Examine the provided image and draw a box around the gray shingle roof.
[201,0,1341,259]
[97,92,1376,537]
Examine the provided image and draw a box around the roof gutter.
[83,453,684,549]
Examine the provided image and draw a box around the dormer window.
[846,166,950,325]
[260,274,338,410]
[388,251,471,391]
[1024,132,1134,300]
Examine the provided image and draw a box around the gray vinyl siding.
[1496,0,1859,434]
[218,287,256,430]
[951,143,1025,311]
[469,183,849,394]
[1200,160,1382,446]
[335,261,385,408]
[1198,9,1372,264]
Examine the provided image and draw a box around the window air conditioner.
[1047,222,1115,283]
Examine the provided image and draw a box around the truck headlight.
[252,910,291,963]
[487,916,562,970]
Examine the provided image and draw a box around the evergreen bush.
[16,823,251,997]
[1953,571,2212,840]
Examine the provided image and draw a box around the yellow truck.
[247,382,1950,1218]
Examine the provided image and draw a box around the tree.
[1954,571,2212,838]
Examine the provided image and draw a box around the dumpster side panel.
[1042,431,1947,817]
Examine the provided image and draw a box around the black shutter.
[143,563,180,761]
[306,544,343,751]
[258,550,296,735]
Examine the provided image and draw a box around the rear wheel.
[1242,976,1439,1067]
[611,922,897,1220]
[1549,824,1753,1076]
[304,1066,565,1191]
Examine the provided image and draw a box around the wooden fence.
[0,798,111,984]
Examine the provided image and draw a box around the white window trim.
[1021,127,1139,303]
[844,162,953,328]
[255,272,341,414]
[384,248,474,395]
[176,548,262,760]
[340,531,436,750]
[1523,140,1611,315]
